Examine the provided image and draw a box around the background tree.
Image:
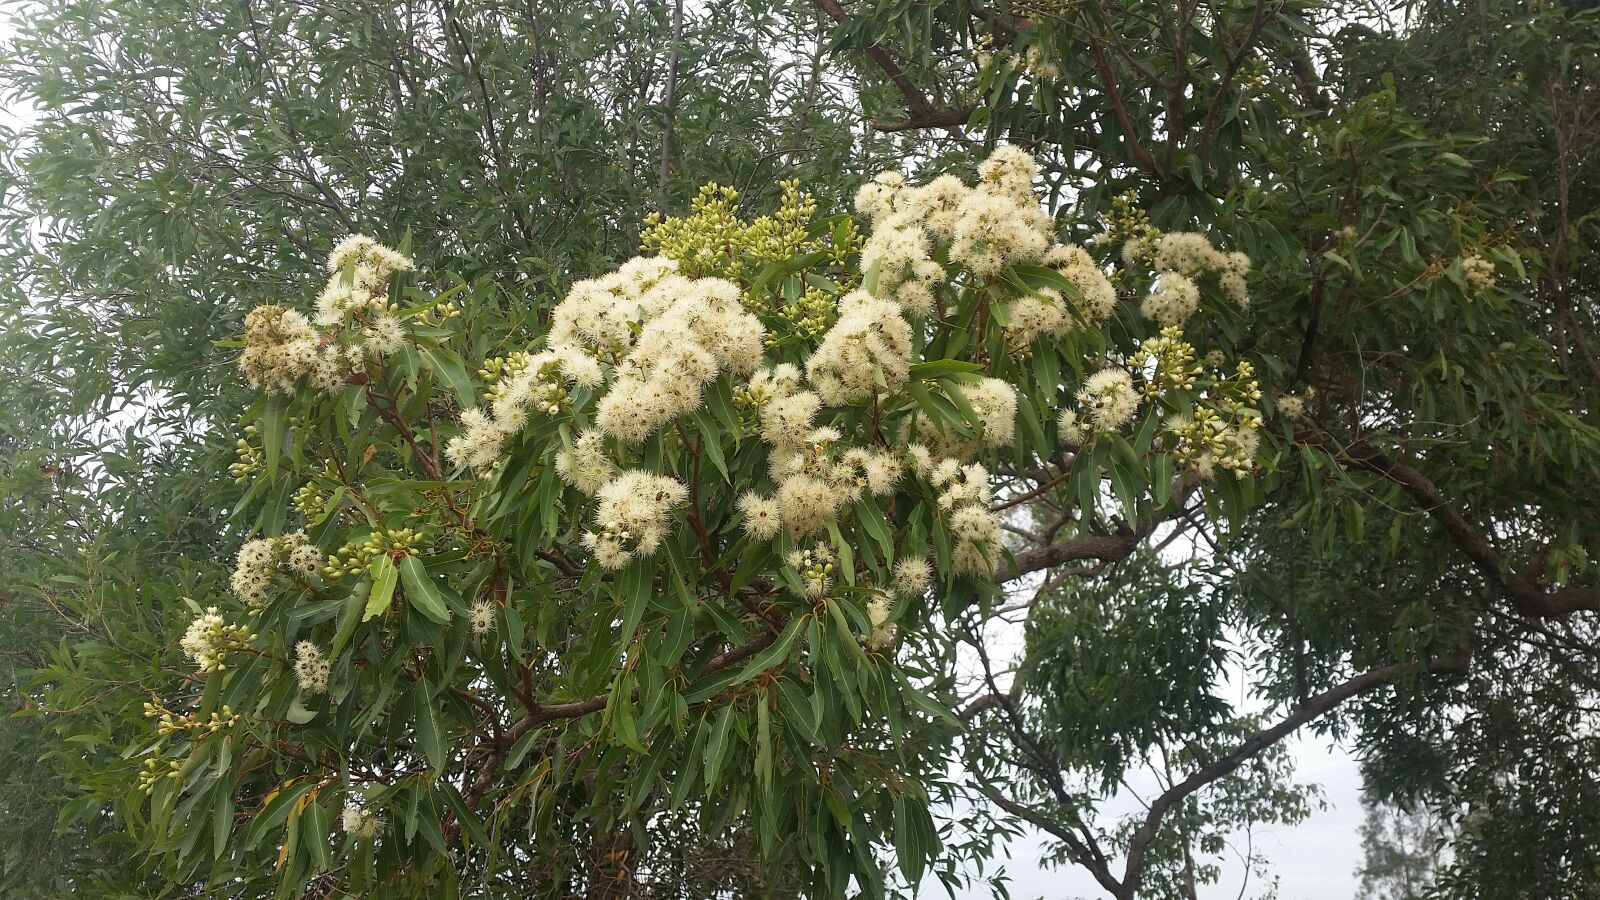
[1355,790,1449,900]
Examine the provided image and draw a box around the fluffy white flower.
[1460,252,1496,294]
[1058,407,1084,444]
[1152,232,1224,277]
[180,608,253,674]
[293,641,330,694]
[1079,368,1140,431]
[893,556,932,597]
[469,600,496,635]
[760,390,821,450]
[866,592,897,649]
[950,192,1050,277]
[341,803,384,840]
[555,432,617,496]
[1141,272,1202,326]
[737,492,784,540]
[976,143,1039,201]
[948,504,1002,576]
[805,291,913,405]
[587,470,689,567]
[445,408,512,474]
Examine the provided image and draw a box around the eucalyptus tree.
[1,0,1596,898]
[0,0,885,894]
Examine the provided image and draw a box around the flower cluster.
[866,592,897,649]
[230,530,323,609]
[144,699,241,738]
[805,290,913,405]
[922,458,1002,576]
[1459,251,1496,294]
[1002,243,1121,353]
[581,471,689,569]
[741,386,905,539]
[138,756,183,794]
[322,528,426,579]
[1055,327,1263,480]
[179,608,256,674]
[1075,369,1141,433]
[341,803,384,840]
[238,236,413,393]
[294,641,331,694]
[642,179,859,283]
[892,556,932,597]
[1097,213,1253,324]
[855,146,1055,297]
[907,377,1019,462]
[1159,359,1264,478]
[786,544,837,598]
[555,431,618,496]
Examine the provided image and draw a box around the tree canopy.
[0,0,1596,898]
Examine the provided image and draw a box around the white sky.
[0,7,1368,897]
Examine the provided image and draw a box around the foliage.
[1,0,1597,897]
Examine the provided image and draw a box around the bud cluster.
[322,528,427,579]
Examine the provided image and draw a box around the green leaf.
[212,779,235,859]
[363,556,398,622]
[730,616,805,685]
[907,359,984,380]
[703,705,736,795]
[413,681,446,773]
[261,394,288,481]
[419,345,478,409]
[399,555,452,624]
[302,799,331,871]
[331,578,371,658]
[243,780,317,851]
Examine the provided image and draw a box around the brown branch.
[1344,442,1600,618]
[873,107,974,133]
[1117,648,1471,899]
[454,624,785,821]
[366,386,444,481]
[1087,40,1160,176]
[997,478,1195,583]
[435,0,536,249]
[980,786,1125,897]
[811,0,961,134]
[1195,0,1275,150]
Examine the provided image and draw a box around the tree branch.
[1118,648,1471,898]
[810,0,962,135]
[1344,442,1600,617]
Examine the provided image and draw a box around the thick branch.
[1119,650,1471,898]
[1087,40,1160,176]
[998,479,1196,583]
[873,107,974,132]
[979,786,1125,897]
[810,0,957,133]
[1345,443,1600,618]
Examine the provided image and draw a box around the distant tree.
[1355,792,1449,900]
